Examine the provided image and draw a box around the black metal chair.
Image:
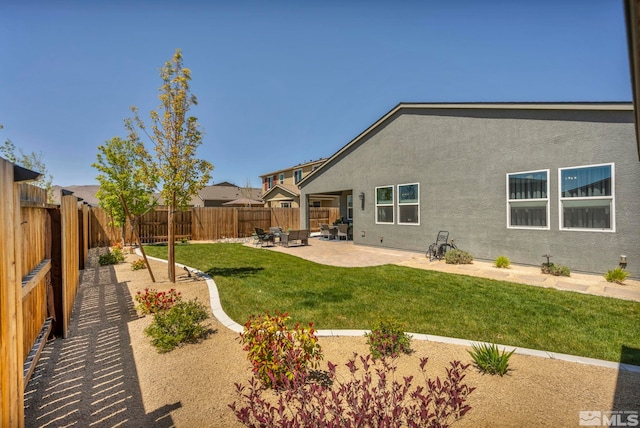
[255,228,275,247]
[426,231,456,261]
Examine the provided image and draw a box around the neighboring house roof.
[196,183,262,204]
[51,182,263,207]
[624,0,640,158]
[259,158,327,178]
[261,183,300,200]
[51,185,101,206]
[299,102,634,187]
[222,197,264,206]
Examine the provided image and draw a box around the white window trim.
[346,194,353,220]
[397,183,420,225]
[294,168,303,184]
[506,169,550,230]
[278,173,285,185]
[375,185,394,224]
[558,162,615,233]
[267,176,273,189]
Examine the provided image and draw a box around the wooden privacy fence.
[1,157,85,426]
[89,206,340,245]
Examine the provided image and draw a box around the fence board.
[0,159,24,426]
[60,195,79,339]
[89,206,342,246]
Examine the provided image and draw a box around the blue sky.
[0,0,631,188]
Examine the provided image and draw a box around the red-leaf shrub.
[238,311,322,389]
[230,351,475,427]
[134,288,182,315]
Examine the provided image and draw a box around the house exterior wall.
[264,187,300,208]
[300,106,640,275]
[260,160,325,192]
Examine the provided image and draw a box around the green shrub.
[144,299,210,353]
[445,249,474,265]
[494,256,510,268]
[365,318,412,359]
[131,259,146,271]
[468,342,515,376]
[541,262,570,277]
[98,246,126,266]
[134,288,182,315]
[605,267,630,284]
[239,311,322,389]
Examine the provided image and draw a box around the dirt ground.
[24,250,640,427]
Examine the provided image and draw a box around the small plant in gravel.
[239,311,322,389]
[365,318,412,359]
[445,249,474,265]
[98,246,126,266]
[134,288,182,315]
[230,352,475,427]
[542,263,570,277]
[144,299,210,353]
[468,342,515,376]
[604,267,630,284]
[131,259,146,271]
[494,255,511,269]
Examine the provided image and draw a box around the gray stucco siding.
[301,107,639,275]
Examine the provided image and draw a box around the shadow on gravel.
[612,346,640,414]
[24,249,178,427]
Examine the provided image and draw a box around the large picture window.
[398,183,419,225]
[507,170,549,229]
[559,163,614,231]
[375,186,394,224]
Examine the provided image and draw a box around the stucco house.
[260,158,338,208]
[299,102,640,275]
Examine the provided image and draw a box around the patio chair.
[337,223,349,241]
[255,227,275,247]
[320,224,333,240]
[426,231,455,261]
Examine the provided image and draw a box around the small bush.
[131,259,146,271]
[541,262,570,277]
[445,249,474,265]
[468,342,515,376]
[134,288,182,315]
[144,299,210,353]
[98,246,126,266]
[494,256,511,268]
[605,267,630,284]
[365,318,412,359]
[239,311,323,389]
[230,352,475,427]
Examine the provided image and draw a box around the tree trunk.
[168,192,176,282]
[119,194,155,283]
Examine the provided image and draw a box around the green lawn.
[144,243,640,365]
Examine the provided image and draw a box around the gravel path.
[23,247,640,427]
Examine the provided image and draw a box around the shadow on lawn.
[24,249,178,427]
[206,266,264,278]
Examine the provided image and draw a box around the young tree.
[132,49,213,282]
[0,124,54,202]
[92,131,158,282]
[92,133,157,246]
[239,177,258,206]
